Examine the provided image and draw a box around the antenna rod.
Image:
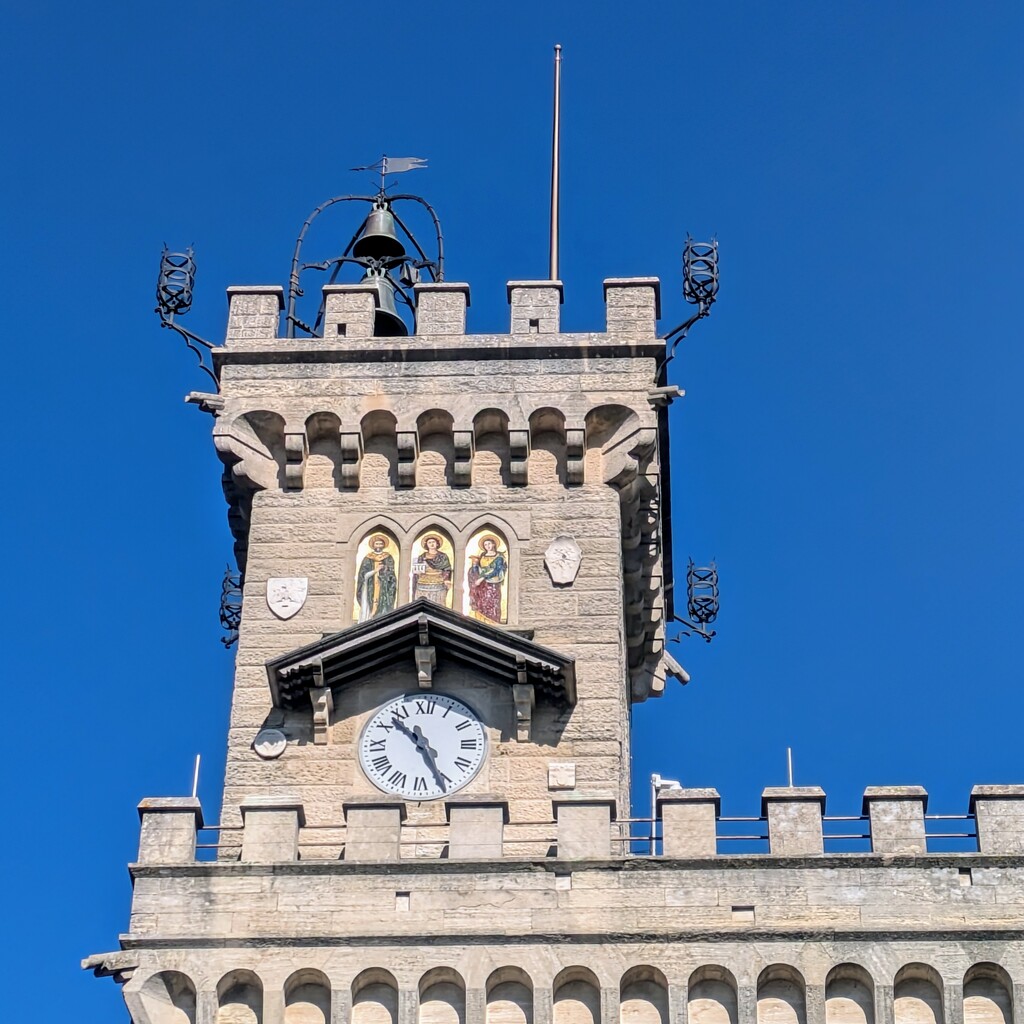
[192,753,201,799]
[786,747,794,787]
[548,44,562,281]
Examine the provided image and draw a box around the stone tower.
[87,197,1024,1024]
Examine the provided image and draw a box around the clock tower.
[86,187,1024,1024]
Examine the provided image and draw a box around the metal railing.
[192,809,978,861]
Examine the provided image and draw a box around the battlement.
[219,277,662,346]
[135,784,1024,865]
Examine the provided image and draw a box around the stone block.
[445,800,508,859]
[761,786,826,856]
[603,277,661,335]
[136,797,203,865]
[323,283,376,339]
[863,785,928,854]
[659,788,720,858]
[414,282,470,335]
[970,785,1024,853]
[344,800,407,861]
[225,286,284,341]
[553,797,615,859]
[239,795,305,863]
[507,280,563,334]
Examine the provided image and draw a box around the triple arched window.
[353,525,510,626]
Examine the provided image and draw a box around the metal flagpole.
[549,44,562,281]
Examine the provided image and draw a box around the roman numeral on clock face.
[454,719,471,731]
[454,757,472,770]
[415,699,435,714]
[388,770,407,787]
[461,738,478,749]
[372,755,391,772]
[369,739,386,751]
[414,776,427,792]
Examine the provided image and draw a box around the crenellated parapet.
[130,784,1024,865]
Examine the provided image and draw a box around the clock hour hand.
[391,716,446,791]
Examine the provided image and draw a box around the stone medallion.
[253,728,287,760]
[544,535,582,585]
[266,577,308,619]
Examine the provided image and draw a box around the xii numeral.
[415,699,436,715]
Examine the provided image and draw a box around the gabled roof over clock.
[265,599,576,712]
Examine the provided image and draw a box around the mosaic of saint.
[353,531,399,622]
[464,528,509,624]
[410,529,455,608]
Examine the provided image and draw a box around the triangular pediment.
[265,599,576,711]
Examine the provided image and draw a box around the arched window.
[553,968,601,1024]
[419,968,467,1024]
[486,968,534,1024]
[964,965,1012,1024]
[353,528,400,622]
[352,969,399,1024]
[464,526,510,624]
[825,965,874,1024]
[139,970,197,1024]
[688,967,738,1024]
[893,965,943,1024]
[620,967,668,1024]
[285,970,331,1024]
[217,970,263,1024]
[757,966,806,1024]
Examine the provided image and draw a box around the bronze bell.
[353,205,406,260]
[365,272,408,337]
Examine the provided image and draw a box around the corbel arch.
[305,411,343,489]
[474,407,511,486]
[214,409,287,491]
[528,406,567,485]
[416,408,456,487]
[361,409,399,488]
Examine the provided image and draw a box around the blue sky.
[1,2,1022,1020]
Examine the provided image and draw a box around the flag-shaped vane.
[351,155,428,175]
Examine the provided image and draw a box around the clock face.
[358,693,486,800]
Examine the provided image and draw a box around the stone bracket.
[566,427,585,485]
[397,430,419,488]
[340,431,363,489]
[310,680,333,746]
[284,430,308,490]
[509,429,530,486]
[415,645,436,687]
[453,429,475,487]
[513,660,534,742]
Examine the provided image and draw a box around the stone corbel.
[284,431,308,490]
[512,659,535,742]
[452,429,474,487]
[397,430,419,488]
[603,426,657,489]
[509,429,530,486]
[213,426,279,492]
[415,646,436,687]
[339,431,363,489]
[310,678,333,746]
[565,427,585,485]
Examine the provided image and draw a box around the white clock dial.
[358,693,486,800]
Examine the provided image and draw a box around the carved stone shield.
[266,577,308,620]
[545,535,583,585]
